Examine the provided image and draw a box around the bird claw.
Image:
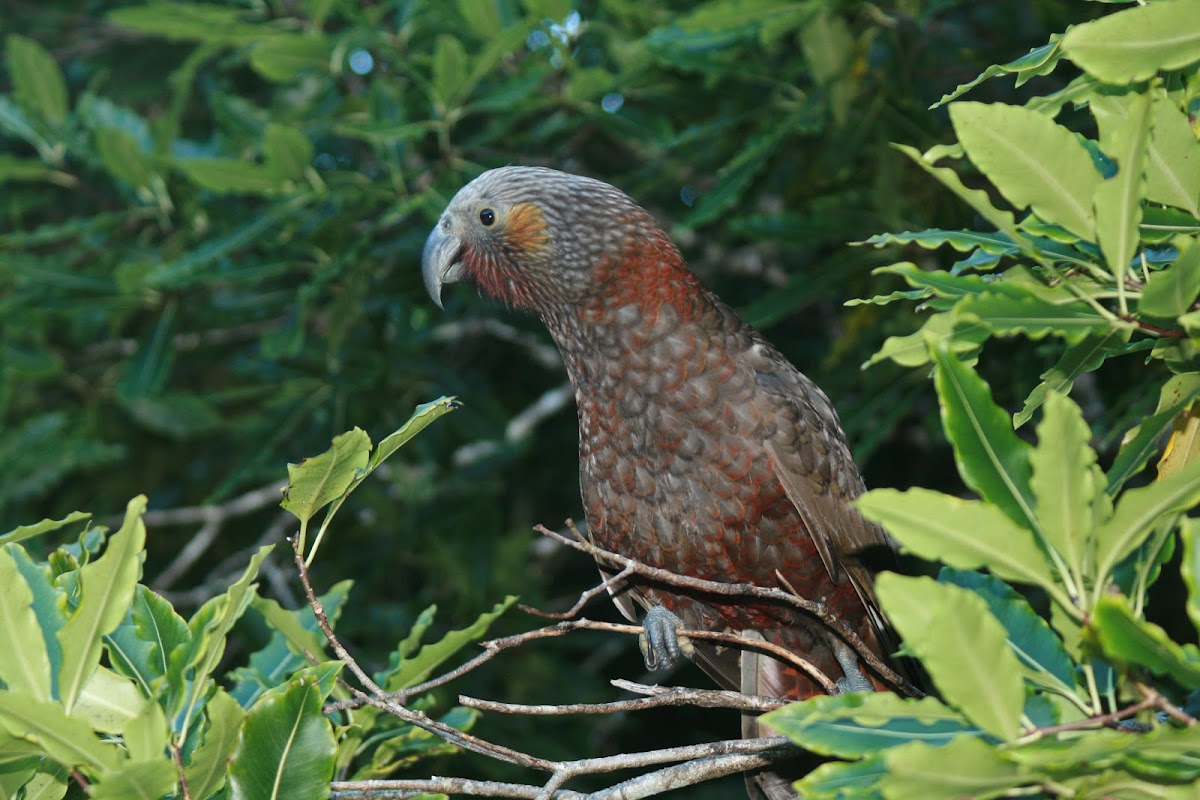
[832,639,874,694]
[639,606,693,671]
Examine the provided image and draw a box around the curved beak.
[421,224,465,310]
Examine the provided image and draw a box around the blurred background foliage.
[0,0,1117,790]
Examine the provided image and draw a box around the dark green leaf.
[5,35,69,126]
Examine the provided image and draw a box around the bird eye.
[479,208,496,226]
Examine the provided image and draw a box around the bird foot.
[833,640,874,694]
[639,605,694,671]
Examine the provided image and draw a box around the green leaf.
[792,755,886,800]
[5,35,69,126]
[281,427,371,526]
[1093,90,1152,283]
[263,124,314,181]
[856,488,1056,591]
[432,34,469,109]
[88,759,177,800]
[1145,91,1200,216]
[931,344,1038,532]
[892,144,1026,254]
[932,37,1063,108]
[685,111,795,228]
[938,569,1076,693]
[863,312,988,369]
[1109,373,1200,493]
[178,159,287,195]
[94,128,156,189]
[456,0,502,40]
[1014,330,1130,427]
[1184,519,1200,635]
[876,575,1025,740]
[0,511,90,547]
[762,693,979,758]
[184,689,245,800]
[122,700,168,762]
[1089,594,1200,688]
[950,101,1099,241]
[1030,391,1106,584]
[1061,0,1200,85]
[0,546,52,700]
[250,34,332,82]
[228,664,341,800]
[1142,237,1200,319]
[0,154,73,186]
[1094,451,1200,584]
[378,596,516,691]
[57,496,147,713]
[858,230,1019,256]
[105,585,190,699]
[121,394,222,440]
[173,546,272,743]
[881,735,1026,799]
[956,292,1112,344]
[0,692,123,772]
[72,666,146,735]
[107,2,270,44]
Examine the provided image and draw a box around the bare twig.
[1136,681,1197,727]
[454,384,573,466]
[460,683,785,716]
[520,565,637,621]
[150,481,286,591]
[587,748,793,800]
[535,522,921,697]
[331,777,583,798]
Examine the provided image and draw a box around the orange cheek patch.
[505,202,550,255]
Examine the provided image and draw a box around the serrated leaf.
[0,693,122,772]
[0,511,91,546]
[1089,594,1200,688]
[863,312,988,369]
[881,735,1027,799]
[0,546,52,700]
[1184,519,1200,635]
[1094,451,1200,583]
[950,102,1099,241]
[957,292,1112,344]
[228,664,341,800]
[88,759,177,800]
[281,428,371,525]
[876,575,1025,740]
[378,596,516,691]
[184,689,244,800]
[5,35,68,127]
[1030,391,1106,583]
[57,496,147,713]
[1015,330,1130,427]
[938,569,1076,693]
[932,37,1063,109]
[1142,237,1200,319]
[1093,91,1152,284]
[1061,0,1200,85]
[762,693,979,758]
[859,230,1019,256]
[930,344,1039,532]
[856,488,1056,591]
[894,144,1026,251]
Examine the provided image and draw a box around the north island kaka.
[423,167,902,799]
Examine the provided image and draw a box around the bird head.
[422,166,682,315]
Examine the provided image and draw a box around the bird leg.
[639,605,694,670]
[832,638,874,694]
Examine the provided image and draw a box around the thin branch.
[331,777,583,798]
[520,565,637,621]
[150,481,286,591]
[460,683,785,716]
[535,522,921,697]
[586,749,792,800]
[1136,681,1197,727]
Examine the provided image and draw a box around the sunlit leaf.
[1061,0,1200,84]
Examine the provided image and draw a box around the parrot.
[422,166,903,798]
